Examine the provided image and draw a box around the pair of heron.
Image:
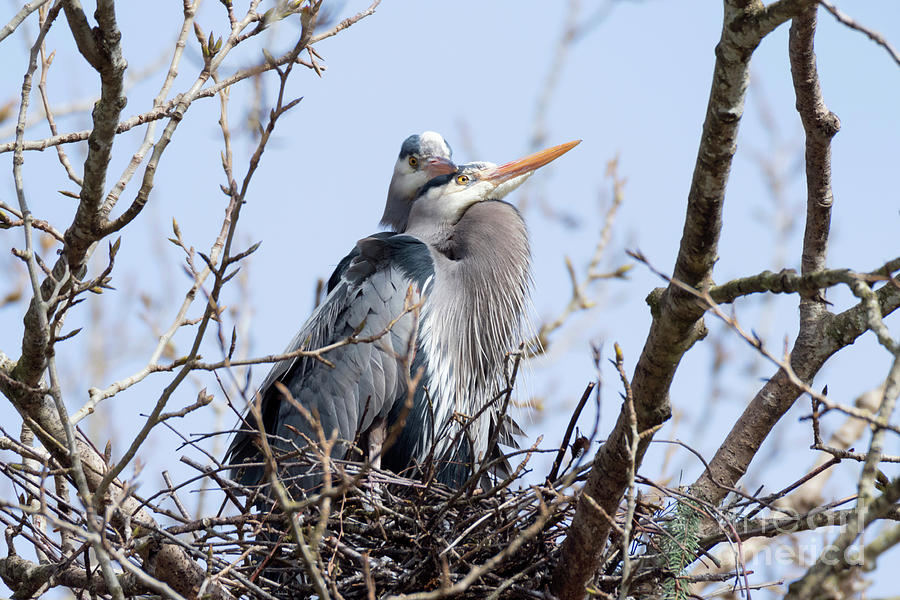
[227,132,579,492]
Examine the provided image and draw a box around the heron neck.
[437,200,528,264]
[415,200,532,462]
[380,185,411,231]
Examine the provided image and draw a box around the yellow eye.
[408,156,418,168]
[456,174,470,185]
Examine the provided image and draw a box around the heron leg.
[363,418,387,499]
[367,417,386,470]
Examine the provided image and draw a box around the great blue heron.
[326,131,455,292]
[227,139,580,492]
[227,133,454,489]
[381,131,454,231]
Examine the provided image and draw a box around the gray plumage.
[381,131,453,231]
[230,235,434,491]
[226,140,579,492]
[405,194,531,474]
[326,132,454,291]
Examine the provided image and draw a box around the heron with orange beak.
[227,140,581,491]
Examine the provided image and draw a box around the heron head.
[382,131,456,231]
[407,140,581,231]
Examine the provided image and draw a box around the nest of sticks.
[211,440,581,600]
[1,373,729,600]
[0,421,733,600]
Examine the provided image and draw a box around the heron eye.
[456,174,470,185]
[408,156,418,168]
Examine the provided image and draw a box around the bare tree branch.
[689,1,845,510]
[0,0,51,44]
[819,0,900,68]
[0,554,148,597]
[551,2,820,597]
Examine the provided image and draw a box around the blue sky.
[1,0,899,595]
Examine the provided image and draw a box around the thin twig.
[818,0,900,68]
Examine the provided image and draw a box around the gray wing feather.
[226,235,433,491]
[275,266,420,444]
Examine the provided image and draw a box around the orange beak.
[484,140,581,183]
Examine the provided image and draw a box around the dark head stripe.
[399,134,421,159]
[416,172,456,198]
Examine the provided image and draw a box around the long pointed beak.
[424,156,456,178]
[484,140,581,184]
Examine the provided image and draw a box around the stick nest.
[220,454,578,600]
